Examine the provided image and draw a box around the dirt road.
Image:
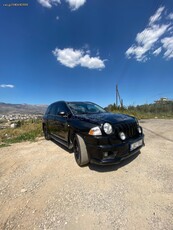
[0,119,173,230]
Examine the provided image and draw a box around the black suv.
[42,101,144,166]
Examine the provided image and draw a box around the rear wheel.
[73,134,89,166]
[43,125,51,140]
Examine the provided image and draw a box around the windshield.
[67,102,106,115]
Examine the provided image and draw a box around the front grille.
[113,121,138,139]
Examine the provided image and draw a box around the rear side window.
[49,103,59,115]
[45,105,51,115]
[46,102,69,116]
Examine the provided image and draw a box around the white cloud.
[126,24,168,61]
[0,84,15,88]
[153,47,162,56]
[126,45,148,62]
[53,48,82,68]
[126,6,173,61]
[168,13,173,20]
[37,0,61,8]
[80,54,105,69]
[149,6,164,25]
[52,48,105,69]
[38,0,86,10]
[135,25,168,46]
[161,37,173,59]
[66,0,86,11]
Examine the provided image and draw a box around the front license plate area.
[130,140,143,151]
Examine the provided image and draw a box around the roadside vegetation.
[106,102,173,119]
[0,119,43,148]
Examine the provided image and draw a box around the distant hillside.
[0,102,48,115]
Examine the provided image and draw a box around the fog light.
[103,152,108,157]
[113,151,117,157]
[138,127,142,134]
[119,132,126,140]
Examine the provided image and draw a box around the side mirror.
[58,111,66,116]
[58,111,72,118]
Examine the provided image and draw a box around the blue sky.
[0,0,173,107]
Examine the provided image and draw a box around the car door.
[47,103,58,135]
[53,102,70,141]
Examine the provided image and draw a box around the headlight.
[103,123,113,135]
[119,132,126,140]
[89,126,102,136]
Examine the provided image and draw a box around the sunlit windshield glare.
[67,102,106,115]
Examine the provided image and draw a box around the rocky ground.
[0,119,173,230]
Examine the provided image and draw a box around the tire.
[73,134,89,166]
[43,125,51,140]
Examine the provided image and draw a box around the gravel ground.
[0,119,173,230]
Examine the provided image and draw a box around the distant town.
[0,114,43,129]
[0,102,47,130]
[0,114,42,122]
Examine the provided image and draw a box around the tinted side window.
[47,102,70,115]
[49,103,59,115]
[58,102,69,114]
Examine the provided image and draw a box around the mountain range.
[0,102,48,115]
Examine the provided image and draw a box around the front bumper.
[85,134,145,165]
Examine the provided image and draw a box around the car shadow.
[88,151,141,172]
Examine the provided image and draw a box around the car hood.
[75,112,135,125]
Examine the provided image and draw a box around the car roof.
[66,101,94,104]
[49,101,95,106]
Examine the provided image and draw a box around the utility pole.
[116,84,118,107]
[116,84,123,108]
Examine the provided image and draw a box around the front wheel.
[73,134,89,166]
[43,125,51,140]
